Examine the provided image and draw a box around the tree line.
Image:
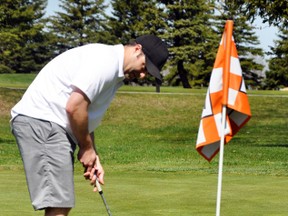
[0,0,287,89]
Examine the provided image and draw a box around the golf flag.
[196,21,251,162]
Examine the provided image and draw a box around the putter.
[95,178,112,216]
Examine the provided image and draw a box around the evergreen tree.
[109,0,167,44]
[228,0,288,27]
[215,1,264,89]
[0,0,49,73]
[264,27,288,89]
[109,0,167,86]
[160,0,217,88]
[47,0,111,54]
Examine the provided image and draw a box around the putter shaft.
[95,179,112,216]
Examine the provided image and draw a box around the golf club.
[95,177,112,216]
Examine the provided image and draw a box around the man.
[11,35,169,216]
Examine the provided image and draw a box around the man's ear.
[135,43,142,52]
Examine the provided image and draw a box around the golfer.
[11,35,169,216]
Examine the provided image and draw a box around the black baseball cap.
[135,35,169,81]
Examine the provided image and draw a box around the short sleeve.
[70,45,118,103]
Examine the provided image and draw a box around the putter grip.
[95,179,103,193]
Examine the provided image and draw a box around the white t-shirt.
[11,43,124,138]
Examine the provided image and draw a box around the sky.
[45,0,278,55]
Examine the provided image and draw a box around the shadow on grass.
[0,137,15,144]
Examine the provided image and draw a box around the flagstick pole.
[215,20,234,216]
[216,105,227,216]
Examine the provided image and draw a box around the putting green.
[1,170,288,215]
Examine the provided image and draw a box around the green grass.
[1,170,288,216]
[1,75,288,215]
[0,74,36,88]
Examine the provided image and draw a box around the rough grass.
[0,74,36,88]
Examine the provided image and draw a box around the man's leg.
[45,207,71,216]
[12,116,76,211]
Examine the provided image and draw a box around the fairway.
[1,81,288,215]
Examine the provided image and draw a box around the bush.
[0,64,14,74]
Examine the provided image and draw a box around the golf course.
[0,74,287,215]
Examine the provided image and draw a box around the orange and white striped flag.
[196,24,251,162]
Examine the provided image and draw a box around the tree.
[109,0,167,86]
[47,0,111,55]
[215,1,264,89]
[264,27,288,90]
[0,0,49,73]
[228,0,288,27]
[161,0,218,88]
[109,0,167,44]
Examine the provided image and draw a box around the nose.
[139,72,146,79]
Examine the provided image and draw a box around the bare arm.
[66,88,104,185]
[66,88,93,152]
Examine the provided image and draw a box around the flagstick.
[216,20,234,216]
[216,105,227,216]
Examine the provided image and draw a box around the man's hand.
[83,154,105,192]
[78,146,97,175]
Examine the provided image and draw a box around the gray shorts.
[11,115,76,210]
